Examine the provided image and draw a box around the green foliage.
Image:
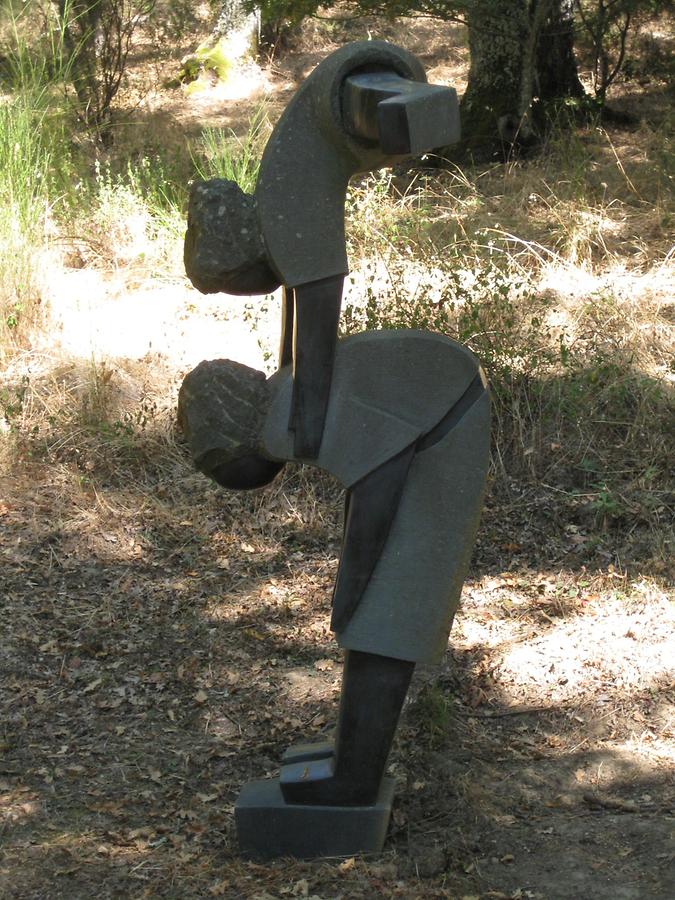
[574,0,670,101]
[0,91,55,346]
[0,93,51,240]
[81,154,186,271]
[191,106,270,193]
[168,36,236,89]
[342,248,560,385]
[251,0,319,26]
[589,481,624,522]
[0,376,29,429]
[622,23,675,82]
[0,4,79,348]
[248,0,321,40]
[53,0,156,139]
[194,37,232,80]
[148,0,201,40]
[102,153,186,220]
[410,683,456,748]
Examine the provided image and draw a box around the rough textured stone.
[184,179,280,296]
[178,358,271,473]
[336,387,489,664]
[263,329,481,484]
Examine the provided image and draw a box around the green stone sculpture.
[179,42,489,859]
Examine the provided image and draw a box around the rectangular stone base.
[235,777,395,860]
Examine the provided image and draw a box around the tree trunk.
[56,0,102,124]
[212,1,259,56]
[457,0,585,160]
[460,0,529,156]
[536,0,585,100]
[171,2,259,87]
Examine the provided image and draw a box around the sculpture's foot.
[280,755,380,806]
[235,776,395,860]
[281,739,334,765]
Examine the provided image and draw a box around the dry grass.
[341,110,673,550]
[0,5,671,577]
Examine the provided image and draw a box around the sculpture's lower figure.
[235,651,413,859]
[280,651,414,806]
[179,330,490,858]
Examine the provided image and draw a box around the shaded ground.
[1,448,672,899]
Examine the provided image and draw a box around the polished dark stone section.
[235,777,395,860]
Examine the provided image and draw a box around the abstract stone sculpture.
[184,39,461,460]
[179,42,490,859]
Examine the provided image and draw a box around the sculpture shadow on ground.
[1,481,671,896]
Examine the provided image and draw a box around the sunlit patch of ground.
[456,574,674,729]
[42,268,278,371]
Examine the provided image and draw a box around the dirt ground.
[1,12,674,900]
[1,453,673,899]
[1,328,672,899]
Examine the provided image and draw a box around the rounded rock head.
[184,179,281,297]
[178,358,283,489]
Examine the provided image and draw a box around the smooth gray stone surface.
[235,777,395,860]
[262,329,490,663]
[342,72,460,155]
[337,389,490,664]
[255,41,425,288]
[378,82,460,154]
[263,329,480,484]
[280,755,335,788]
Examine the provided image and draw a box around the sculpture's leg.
[280,650,414,806]
[279,286,294,368]
[289,275,343,459]
[235,649,412,858]
[331,444,416,632]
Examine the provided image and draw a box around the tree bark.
[56,0,102,123]
[171,2,259,87]
[211,0,259,55]
[457,0,586,159]
[459,0,530,156]
[536,0,585,100]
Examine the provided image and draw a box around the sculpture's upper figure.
[184,40,460,296]
[254,40,458,289]
[184,41,461,459]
